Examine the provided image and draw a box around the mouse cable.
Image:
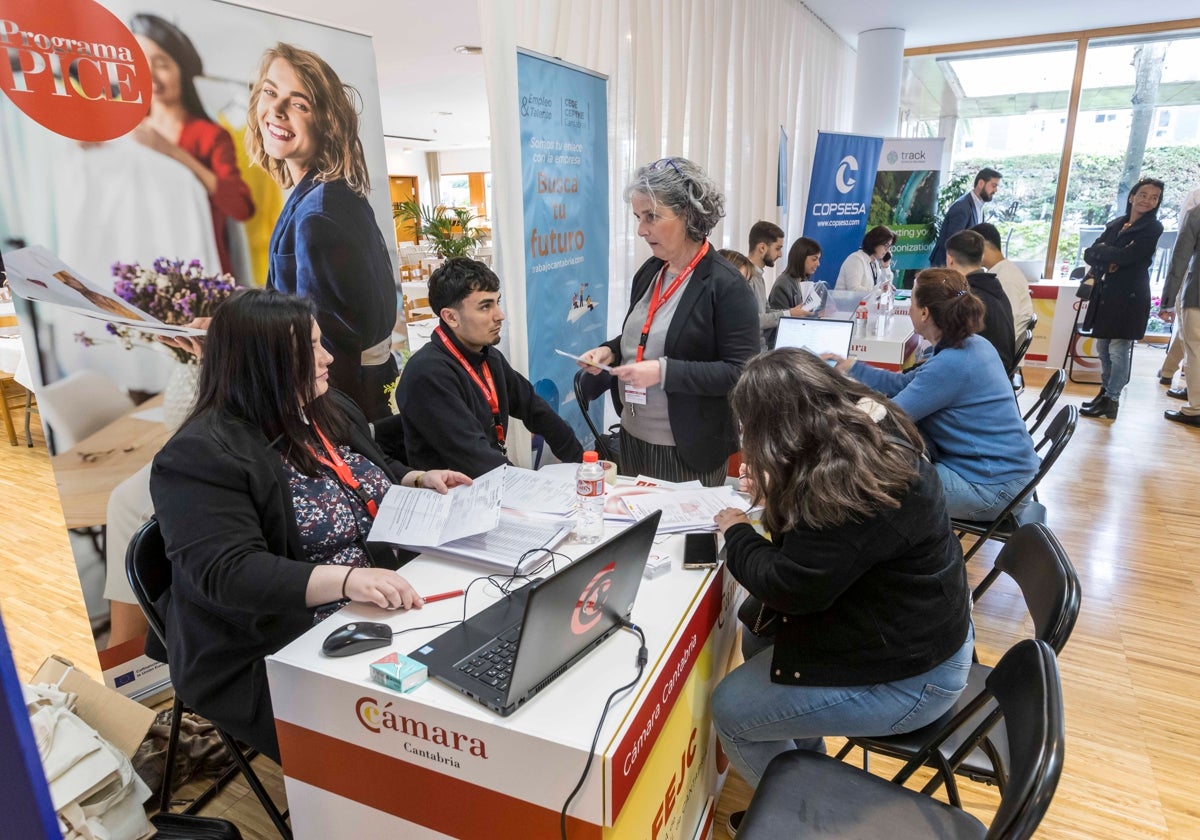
[559,620,647,840]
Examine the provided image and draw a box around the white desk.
[267,530,737,839]
[852,315,920,371]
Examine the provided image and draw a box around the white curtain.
[478,0,856,340]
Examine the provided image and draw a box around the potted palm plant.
[393,201,488,259]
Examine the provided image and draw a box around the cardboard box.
[32,654,156,759]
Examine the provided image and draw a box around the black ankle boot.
[1082,388,1106,409]
[1081,396,1119,419]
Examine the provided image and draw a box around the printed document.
[368,465,504,546]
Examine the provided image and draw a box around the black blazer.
[723,456,971,687]
[1082,211,1164,340]
[601,247,759,473]
[149,391,410,761]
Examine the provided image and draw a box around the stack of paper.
[367,466,570,573]
[602,476,749,533]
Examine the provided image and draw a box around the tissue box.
[370,652,428,693]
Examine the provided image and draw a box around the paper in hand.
[555,348,612,372]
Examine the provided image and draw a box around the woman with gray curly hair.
[579,157,758,485]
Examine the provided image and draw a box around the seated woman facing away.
[831,268,1039,522]
[149,289,470,762]
[711,349,973,830]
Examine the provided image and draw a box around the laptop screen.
[773,316,855,356]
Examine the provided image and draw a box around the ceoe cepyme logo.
[571,561,615,635]
[0,0,151,142]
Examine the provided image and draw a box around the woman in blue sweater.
[831,268,1038,521]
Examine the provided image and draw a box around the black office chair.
[573,367,622,462]
[1009,328,1034,395]
[1023,369,1066,437]
[953,405,1078,582]
[835,524,1079,804]
[739,638,1065,840]
[126,519,294,840]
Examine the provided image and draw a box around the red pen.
[422,589,465,604]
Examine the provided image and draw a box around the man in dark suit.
[945,230,1016,374]
[929,167,1002,267]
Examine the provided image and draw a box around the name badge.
[624,384,648,405]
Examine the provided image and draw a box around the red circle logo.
[571,562,615,635]
[0,0,151,141]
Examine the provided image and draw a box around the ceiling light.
[454,45,483,56]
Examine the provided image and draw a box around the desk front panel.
[268,540,737,839]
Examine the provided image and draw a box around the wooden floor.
[2,346,1198,838]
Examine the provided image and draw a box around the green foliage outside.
[942,146,1200,265]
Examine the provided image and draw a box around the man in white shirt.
[973,223,1033,336]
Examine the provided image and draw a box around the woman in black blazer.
[1079,176,1165,420]
[579,157,759,485]
[150,290,468,762]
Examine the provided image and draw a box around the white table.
[267,529,737,839]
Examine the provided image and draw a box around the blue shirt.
[850,335,1038,485]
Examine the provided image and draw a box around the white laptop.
[773,316,855,357]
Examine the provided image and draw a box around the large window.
[902,24,1200,280]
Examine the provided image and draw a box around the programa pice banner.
[872,137,945,287]
[517,48,608,445]
[0,0,394,699]
[802,131,882,288]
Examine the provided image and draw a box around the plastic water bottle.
[853,299,868,338]
[1060,258,1069,278]
[575,451,605,544]
[873,287,892,338]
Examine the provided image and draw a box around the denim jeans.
[1097,337,1134,399]
[712,625,974,787]
[934,463,1031,521]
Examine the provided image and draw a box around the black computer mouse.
[321,621,394,657]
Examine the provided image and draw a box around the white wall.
[437,147,492,173]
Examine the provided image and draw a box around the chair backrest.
[991,523,1081,652]
[125,518,170,650]
[38,369,134,451]
[1032,405,1077,485]
[573,368,622,460]
[982,639,1065,840]
[1024,369,1066,436]
[1007,329,1034,377]
[1025,312,1038,332]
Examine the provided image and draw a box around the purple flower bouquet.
[89,258,236,363]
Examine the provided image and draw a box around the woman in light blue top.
[828,268,1039,521]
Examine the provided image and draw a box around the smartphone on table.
[682,532,719,569]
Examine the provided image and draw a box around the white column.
[852,28,906,137]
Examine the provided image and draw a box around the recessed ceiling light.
[454,45,483,56]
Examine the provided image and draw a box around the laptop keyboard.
[456,625,521,692]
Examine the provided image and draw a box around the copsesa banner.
[802,131,882,288]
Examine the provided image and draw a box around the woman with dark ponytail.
[828,268,1037,520]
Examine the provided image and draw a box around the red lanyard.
[435,326,506,449]
[636,241,709,362]
[311,425,378,517]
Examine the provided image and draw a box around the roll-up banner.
[872,137,946,286]
[802,131,882,288]
[517,48,608,445]
[0,0,394,697]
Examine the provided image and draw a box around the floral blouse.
[281,445,391,622]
